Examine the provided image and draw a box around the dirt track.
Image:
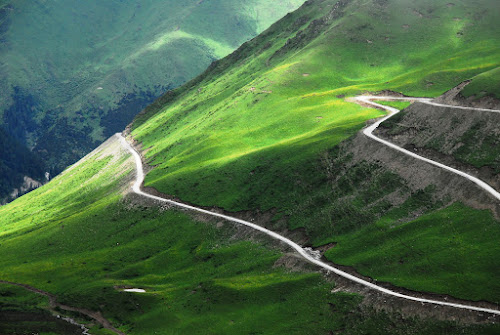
[0,280,125,335]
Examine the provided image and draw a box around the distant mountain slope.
[0,0,305,201]
[0,127,45,202]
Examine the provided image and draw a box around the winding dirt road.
[0,280,125,335]
[5,95,498,335]
[357,95,500,201]
[117,95,500,318]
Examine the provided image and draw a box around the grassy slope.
[130,0,500,302]
[132,0,500,210]
[0,138,342,334]
[461,66,500,99]
[327,203,500,303]
[0,203,343,334]
[1,139,499,334]
[374,100,412,110]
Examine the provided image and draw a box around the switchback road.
[117,117,500,316]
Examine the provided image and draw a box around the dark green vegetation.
[0,127,45,201]
[0,0,305,202]
[1,138,499,334]
[0,283,82,335]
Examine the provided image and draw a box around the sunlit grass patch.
[373,100,412,110]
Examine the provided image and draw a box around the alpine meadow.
[1,0,500,334]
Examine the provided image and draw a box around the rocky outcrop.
[348,128,500,217]
[7,176,44,202]
[358,94,500,217]
[434,80,500,110]
[376,101,500,185]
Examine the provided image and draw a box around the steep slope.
[0,0,305,201]
[129,0,500,303]
[462,67,500,100]
[131,0,500,211]
[1,0,500,333]
[2,135,500,334]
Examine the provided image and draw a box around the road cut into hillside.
[357,95,500,202]
[118,111,500,317]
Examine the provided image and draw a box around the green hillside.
[132,0,500,213]
[0,0,304,201]
[1,136,498,334]
[1,0,500,333]
[462,66,500,99]
[130,0,500,302]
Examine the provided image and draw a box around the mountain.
[128,0,500,304]
[130,0,500,238]
[0,0,305,202]
[1,0,500,333]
